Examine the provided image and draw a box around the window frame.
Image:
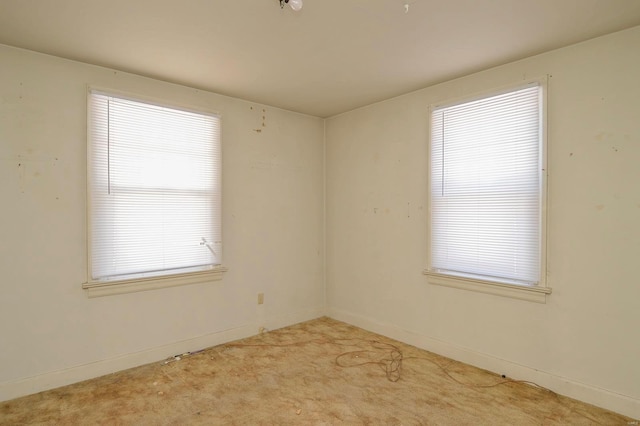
[423,77,550,303]
[83,87,226,298]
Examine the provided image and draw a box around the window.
[424,80,550,302]
[84,89,225,296]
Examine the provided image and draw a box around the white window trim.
[82,266,228,298]
[83,86,226,297]
[423,270,551,303]
[424,76,550,303]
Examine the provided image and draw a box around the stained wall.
[326,26,640,418]
[0,44,325,400]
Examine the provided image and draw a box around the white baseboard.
[0,307,325,403]
[327,307,640,420]
[262,307,326,334]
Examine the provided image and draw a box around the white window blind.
[88,90,221,282]
[430,83,542,286]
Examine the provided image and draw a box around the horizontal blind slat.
[89,91,222,281]
[430,84,541,284]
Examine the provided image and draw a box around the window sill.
[423,270,551,303]
[82,266,228,298]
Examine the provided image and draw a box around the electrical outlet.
[257,292,264,305]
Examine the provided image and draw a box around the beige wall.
[1,24,639,418]
[0,45,325,400]
[326,26,640,418]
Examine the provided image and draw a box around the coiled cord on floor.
[196,336,610,425]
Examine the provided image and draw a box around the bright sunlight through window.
[87,90,222,284]
[428,82,545,287]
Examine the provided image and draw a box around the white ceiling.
[1,0,640,117]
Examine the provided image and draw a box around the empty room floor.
[0,317,633,425]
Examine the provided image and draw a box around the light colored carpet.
[0,317,633,425]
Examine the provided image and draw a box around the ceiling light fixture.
[280,0,303,11]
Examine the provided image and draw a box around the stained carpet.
[0,317,634,425]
